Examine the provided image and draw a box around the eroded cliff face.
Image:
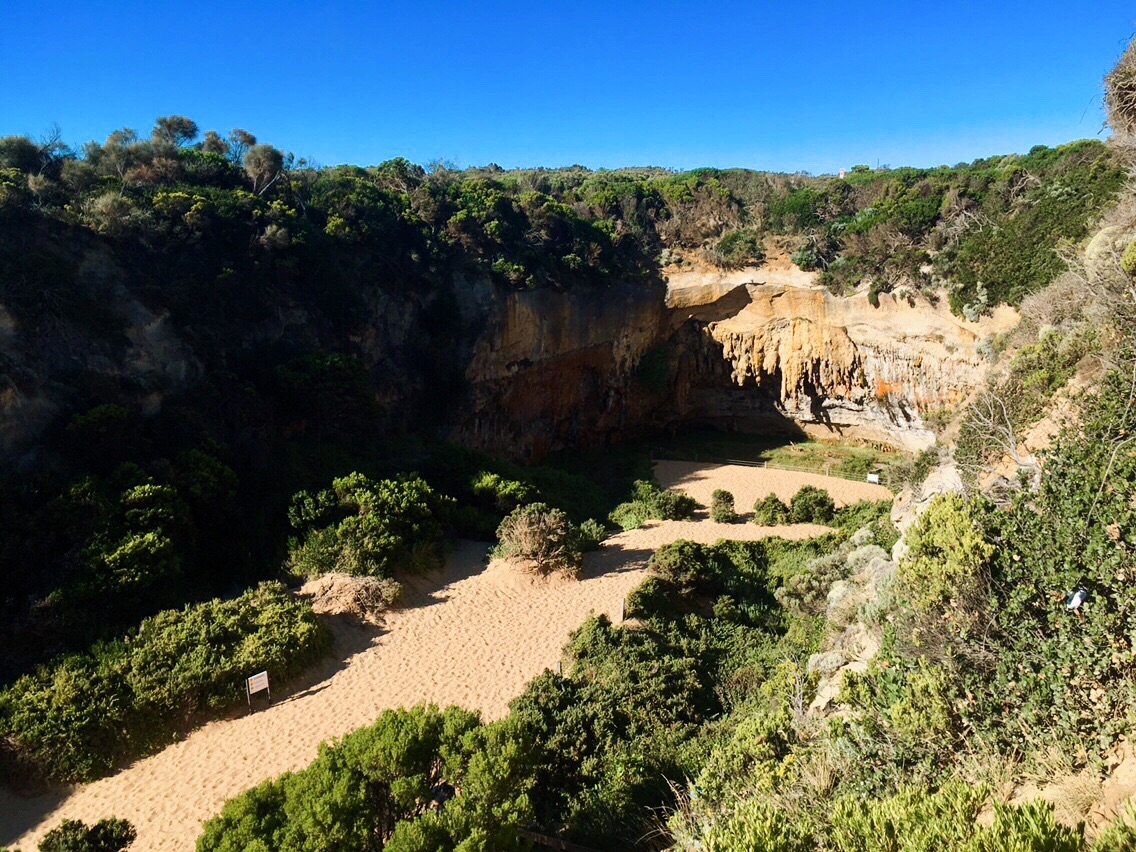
[0,246,1017,464]
[669,265,1019,450]
[0,246,202,461]
[458,263,1019,457]
[455,278,670,458]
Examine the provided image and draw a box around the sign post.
[246,671,271,708]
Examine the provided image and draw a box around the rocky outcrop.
[456,262,1019,459]
[667,265,1019,451]
[0,246,1018,463]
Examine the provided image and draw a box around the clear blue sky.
[2,1,1134,174]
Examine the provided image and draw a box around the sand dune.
[0,464,890,850]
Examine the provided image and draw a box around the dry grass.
[1106,36,1136,148]
[955,748,1021,806]
[1021,746,1104,828]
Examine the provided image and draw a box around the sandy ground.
[654,460,892,511]
[0,464,890,851]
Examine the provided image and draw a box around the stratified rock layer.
[458,263,1018,457]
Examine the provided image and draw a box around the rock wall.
[455,279,670,458]
[0,246,1017,464]
[457,263,1019,458]
[674,269,1019,450]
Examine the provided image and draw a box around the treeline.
[0,119,1120,315]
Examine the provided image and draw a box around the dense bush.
[686,782,1082,851]
[833,498,895,537]
[609,480,698,530]
[710,489,737,523]
[958,366,1136,756]
[468,471,534,513]
[752,493,791,525]
[0,583,330,783]
[789,485,836,524]
[710,228,765,268]
[287,473,452,578]
[197,706,533,852]
[576,518,607,551]
[36,818,136,852]
[493,502,585,577]
[955,328,1095,486]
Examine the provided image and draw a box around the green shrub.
[287,473,451,578]
[609,480,698,530]
[685,782,1082,851]
[469,471,534,512]
[789,485,836,524]
[1095,799,1136,851]
[38,818,136,852]
[508,615,716,845]
[577,518,607,551]
[198,705,533,852]
[710,489,737,523]
[790,245,820,271]
[711,228,765,269]
[833,499,893,534]
[494,503,583,577]
[0,583,331,783]
[775,550,846,614]
[823,783,1080,851]
[752,493,790,525]
[647,540,720,600]
[1123,239,1136,277]
[899,493,992,612]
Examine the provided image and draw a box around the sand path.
[0,464,889,850]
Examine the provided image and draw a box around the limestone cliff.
[668,265,1018,450]
[456,261,1018,458]
[0,245,1018,464]
[455,279,669,458]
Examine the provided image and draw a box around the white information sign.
[247,671,270,700]
[866,473,880,484]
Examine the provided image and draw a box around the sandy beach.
[0,463,889,850]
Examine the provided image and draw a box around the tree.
[0,135,42,172]
[95,128,140,191]
[151,115,198,147]
[789,486,835,524]
[960,389,1042,502]
[710,489,737,523]
[243,144,283,195]
[199,130,229,156]
[287,473,450,578]
[226,129,256,165]
[752,493,790,525]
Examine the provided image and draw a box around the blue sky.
[2,1,1134,173]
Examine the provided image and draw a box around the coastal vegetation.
[5,29,1136,852]
[0,583,329,783]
